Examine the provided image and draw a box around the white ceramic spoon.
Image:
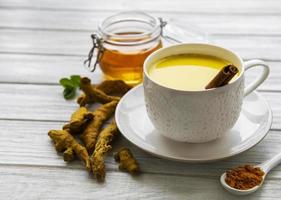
[220,152,281,195]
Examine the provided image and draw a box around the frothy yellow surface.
[149,54,232,91]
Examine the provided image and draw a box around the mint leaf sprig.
[59,75,81,100]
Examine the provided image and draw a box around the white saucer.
[115,84,272,163]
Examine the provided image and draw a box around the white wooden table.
[0,0,281,199]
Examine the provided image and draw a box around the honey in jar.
[86,11,163,85]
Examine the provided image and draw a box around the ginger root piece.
[63,107,94,134]
[114,147,140,175]
[91,120,119,181]
[96,80,131,96]
[78,77,120,106]
[48,129,91,172]
[81,100,118,154]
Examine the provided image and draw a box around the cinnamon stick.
[205,65,239,89]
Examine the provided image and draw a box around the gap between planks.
[0,51,281,63]
[0,117,280,131]
[0,6,281,16]
[0,81,279,93]
[0,162,220,179]
[1,26,281,38]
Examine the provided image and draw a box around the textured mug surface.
[143,43,269,143]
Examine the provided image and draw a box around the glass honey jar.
[84,11,164,85]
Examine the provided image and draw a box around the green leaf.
[60,78,75,88]
[59,75,81,100]
[63,87,76,100]
[70,75,81,87]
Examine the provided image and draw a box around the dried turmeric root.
[63,107,94,134]
[114,147,140,175]
[77,77,120,106]
[96,80,131,96]
[91,120,119,181]
[81,100,118,154]
[48,129,91,172]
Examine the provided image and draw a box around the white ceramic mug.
[143,43,270,143]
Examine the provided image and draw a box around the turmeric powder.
[81,100,118,154]
[91,120,119,181]
[63,107,94,134]
[114,147,140,175]
[225,164,264,190]
[48,129,91,172]
[78,77,120,106]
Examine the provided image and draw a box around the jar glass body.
[98,11,162,85]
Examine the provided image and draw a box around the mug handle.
[244,59,270,97]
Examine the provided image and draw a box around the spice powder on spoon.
[225,164,265,190]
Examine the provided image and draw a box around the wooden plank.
[0,54,279,91]
[0,29,280,60]
[0,29,90,56]
[214,35,281,60]
[1,0,281,14]
[0,9,281,35]
[0,119,281,178]
[0,84,280,129]
[0,164,280,199]
[0,54,99,84]
[0,164,281,200]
